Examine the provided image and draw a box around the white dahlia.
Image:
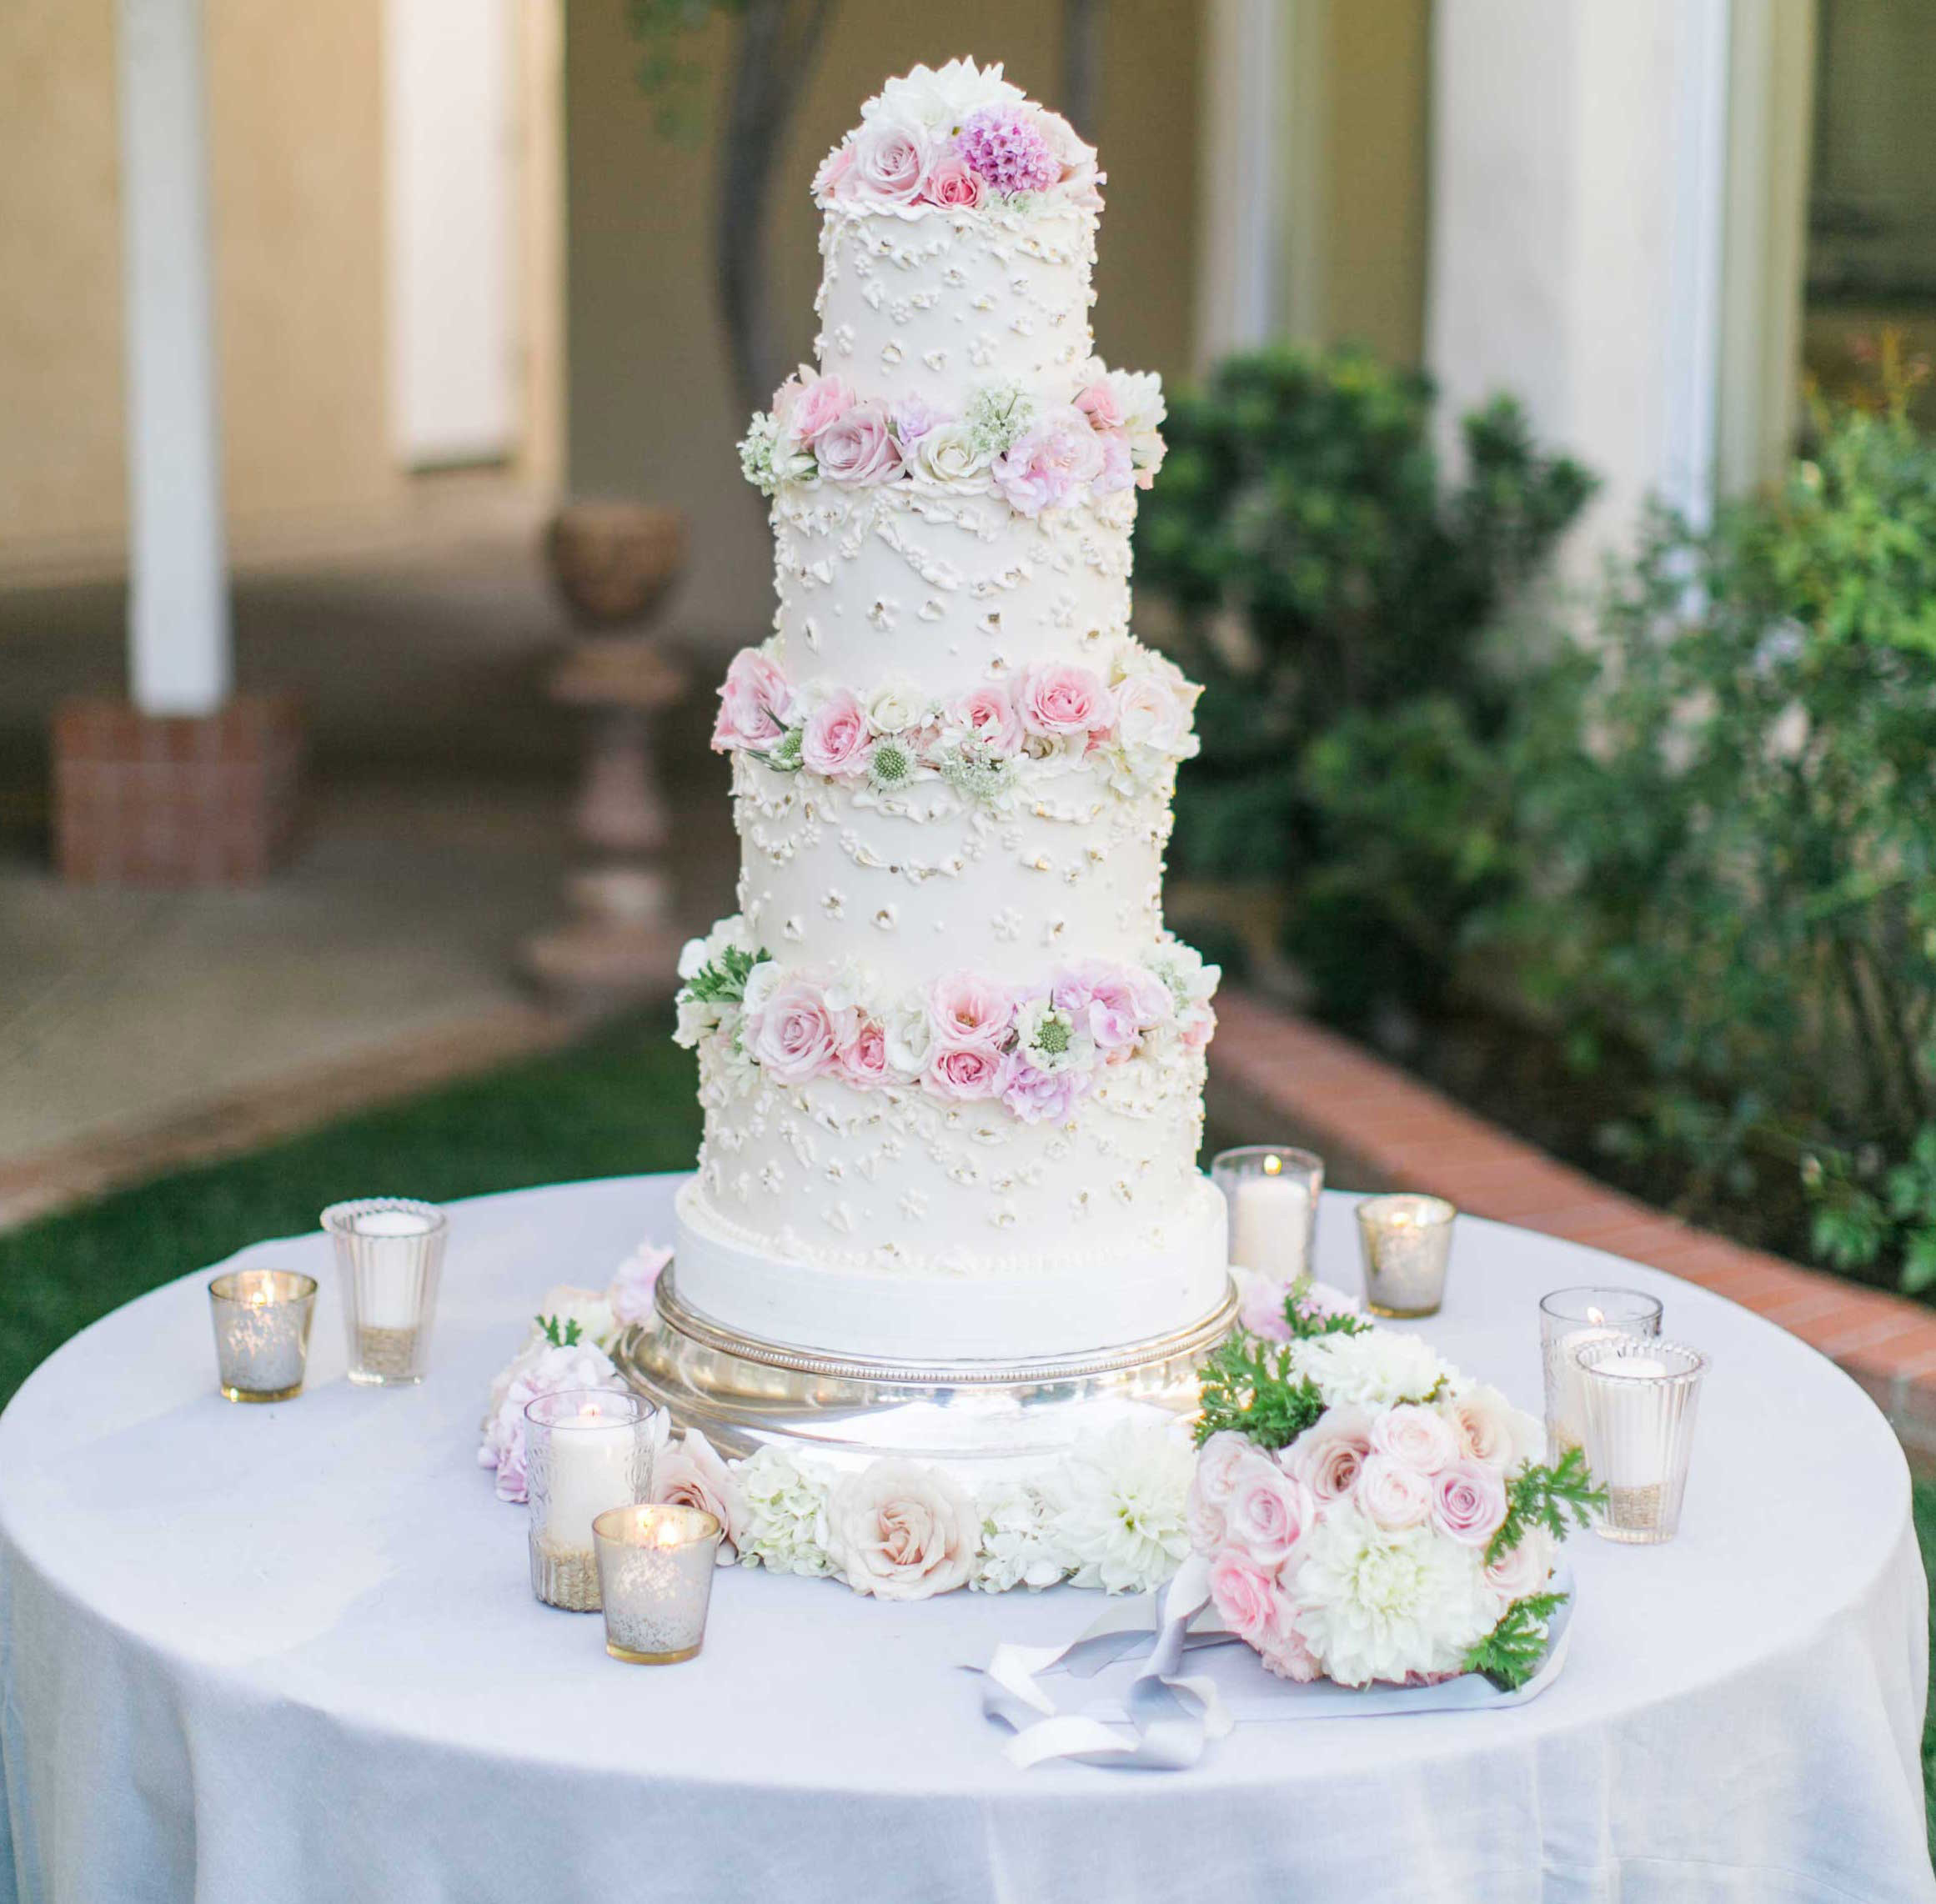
[1292,1329,1452,1410]
[864,58,1024,139]
[1046,1420,1196,1595]
[1292,1501,1496,1686]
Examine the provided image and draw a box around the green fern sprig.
[1463,1590,1567,1691]
[1193,1335,1326,1449]
[1485,1447,1607,1566]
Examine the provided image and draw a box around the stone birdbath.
[522,502,690,1004]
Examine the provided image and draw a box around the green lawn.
[0,1005,1931,1848]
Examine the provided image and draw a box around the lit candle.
[321,1198,449,1386]
[348,1208,439,1328]
[525,1390,658,1611]
[1211,1147,1324,1285]
[1574,1339,1708,1543]
[1537,1287,1664,1463]
[594,1503,724,1664]
[1354,1193,1456,1318]
[208,1269,318,1402]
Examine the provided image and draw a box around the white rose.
[1113,669,1191,759]
[883,998,932,1077]
[865,679,928,735]
[739,959,782,1025]
[1442,1381,1544,1472]
[674,995,720,1049]
[1368,1402,1461,1477]
[826,1460,977,1601]
[1106,368,1166,441]
[912,421,994,486]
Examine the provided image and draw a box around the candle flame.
[1587,1305,1605,1326]
[1263,1154,1282,1177]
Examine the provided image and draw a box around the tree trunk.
[1061,0,1105,133]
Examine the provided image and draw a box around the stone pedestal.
[53,694,303,884]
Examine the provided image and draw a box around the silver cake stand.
[615,1265,1239,1481]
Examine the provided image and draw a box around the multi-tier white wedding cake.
[671,59,1227,1369]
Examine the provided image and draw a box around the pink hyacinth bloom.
[955,106,1061,196]
[1001,1061,1082,1125]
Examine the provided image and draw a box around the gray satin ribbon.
[976,1556,1577,1770]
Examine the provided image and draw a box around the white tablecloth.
[1,1175,1929,1904]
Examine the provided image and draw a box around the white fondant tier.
[771,484,1134,683]
[673,1170,1227,1361]
[733,752,1171,984]
[814,203,1097,408]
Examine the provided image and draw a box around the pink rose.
[1258,1617,1322,1685]
[1074,379,1124,432]
[1354,1452,1432,1531]
[1224,1453,1318,1571]
[1114,667,1192,756]
[1431,1461,1509,1547]
[606,1240,672,1326]
[711,648,790,754]
[1187,1430,1253,1552]
[751,976,850,1084]
[1001,1061,1081,1124]
[1283,1407,1374,1501]
[991,407,1106,515]
[891,398,941,444]
[652,1429,743,1564]
[1444,1383,1542,1472]
[839,1019,891,1090]
[776,370,853,445]
[825,1460,976,1601]
[1208,1550,1311,1680]
[813,141,855,200]
[926,1044,1010,1101]
[1370,1403,1460,1477]
[1018,662,1116,744]
[920,153,986,209]
[1092,430,1136,496]
[849,117,931,208]
[1485,1526,1555,1605]
[1234,1268,1295,1341]
[800,689,875,779]
[1179,1001,1217,1050]
[815,402,904,485]
[927,970,1013,1050]
[952,681,1023,753]
[1051,959,1168,1053]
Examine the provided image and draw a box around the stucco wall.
[564,3,1204,646]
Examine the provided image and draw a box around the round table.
[1,1175,1930,1904]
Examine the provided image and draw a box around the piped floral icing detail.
[673,914,1219,1125]
[711,646,1200,799]
[740,364,1164,509]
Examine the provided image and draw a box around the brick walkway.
[1213,989,1936,1469]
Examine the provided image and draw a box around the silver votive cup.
[526,1390,660,1612]
[1211,1145,1324,1284]
[1576,1338,1708,1544]
[208,1269,318,1402]
[594,1502,723,1663]
[320,1198,448,1386]
[1354,1193,1456,1317]
[1538,1286,1664,1464]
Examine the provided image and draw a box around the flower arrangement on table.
[711,644,1200,802]
[1189,1282,1604,1690]
[670,917,1217,1124]
[480,1255,1598,1686]
[810,58,1102,217]
[740,366,1166,511]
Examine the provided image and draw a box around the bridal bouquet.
[1188,1282,1602,1691]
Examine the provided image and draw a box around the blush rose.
[800,689,875,779]
[826,1461,976,1601]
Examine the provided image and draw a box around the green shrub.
[1138,347,1592,1010]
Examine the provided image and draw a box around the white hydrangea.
[734,1446,839,1576]
[530,1285,619,1351]
[1292,1328,1452,1411]
[1045,1420,1196,1595]
[971,1478,1069,1593]
[1292,1501,1496,1686]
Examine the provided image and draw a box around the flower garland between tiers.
[712,646,1201,803]
[672,919,1218,1125]
[740,366,1165,512]
[480,1263,1600,1685]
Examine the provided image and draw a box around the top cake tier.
[813,204,1097,408]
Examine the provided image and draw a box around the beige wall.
[564,1,1205,645]
[0,0,559,584]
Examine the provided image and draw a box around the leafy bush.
[1138,347,1592,1014]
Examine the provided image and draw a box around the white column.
[1425,0,1735,568]
[1194,0,1288,366]
[116,0,231,716]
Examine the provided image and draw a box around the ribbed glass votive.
[525,1390,660,1611]
[1576,1338,1708,1544]
[320,1198,448,1386]
[594,1503,723,1664]
[1538,1286,1664,1464]
[1211,1146,1324,1284]
[1354,1193,1456,1317]
[208,1269,318,1402]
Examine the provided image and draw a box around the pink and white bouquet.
[672,918,1219,1124]
[710,646,1199,800]
[1189,1281,1602,1691]
[810,59,1101,217]
[740,365,1164,512]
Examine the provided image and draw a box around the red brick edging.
[1211,990,1936,1467]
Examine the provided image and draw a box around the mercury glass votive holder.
[320,1198,448,1386]
[594,1503,723,1664]
[1211,1145,1324,1285]
[1353,1193,1456,1317]
[208,1270,318,1402]
[1576,1338,1708,1544]
[1538,1286,1665,1464]
[526,1390,660,1612]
